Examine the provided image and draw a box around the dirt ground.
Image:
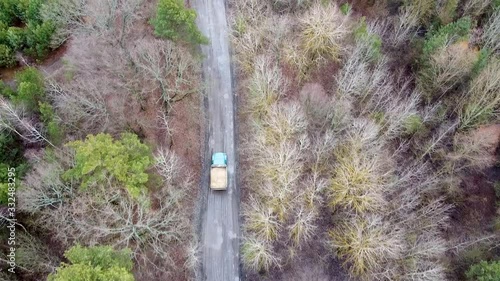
[450,125,500,234]
[446,124,500,279]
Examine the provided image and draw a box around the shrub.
[404,0,459,25]
[328,120,387,213]
[243,198,281,242]
[0,21,8,44]
[16,232,59,274]
[48,245,134,281]
[466,260,500,281]
[403,114,425,135]
[14,67,45,111]
[150,0,208,45]
[471,48,490,77]
[463,0,494,18]
[288,208,316,246]
[493,182,500,199]
[246,57,287,117]
[340,3,352,15]
[0,80,15,98]
[64,133,152,198]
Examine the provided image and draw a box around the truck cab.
[210,152,228,190]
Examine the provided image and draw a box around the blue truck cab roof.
[212,152,227,166]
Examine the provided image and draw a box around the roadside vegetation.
[231,0,500,280]
[0,0,204,280]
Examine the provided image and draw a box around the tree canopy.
[48,245,135,281]
[64,133,152,198]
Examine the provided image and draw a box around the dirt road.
[193,0,240,280]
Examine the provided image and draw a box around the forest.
[0,0,499,281]
[0,0,204,280]
[231,0,500,280]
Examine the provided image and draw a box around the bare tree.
[458,58,500,130]
[389,7,419,46]
[483,8,500,53]
[463,0,493,18]
[130,39,200,109]
[46,78,110,136]
[246,57,289,117]
[0,98,54,146]
[299,2,350,64]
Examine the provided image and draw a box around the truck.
[210,152,228,190]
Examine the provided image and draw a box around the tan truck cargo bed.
[210,167,227,190]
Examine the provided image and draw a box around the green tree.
[0,80,15,99]
[0,43,16,67]
[0,21,9,45]
[64,133,152,198]
[16,0,43,24]
[0,0,17,25]
[39,101,62,144]
[24,21,55,59]
[466,260,500,281]
[0,132,28,204]
[150,0,208,45]
[48,245,135,281]
[14,67,45,111]
[354,17,382,63]
[7,26,26,50]
[421,17,472,63]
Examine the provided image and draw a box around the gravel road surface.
[193,0,240,280]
